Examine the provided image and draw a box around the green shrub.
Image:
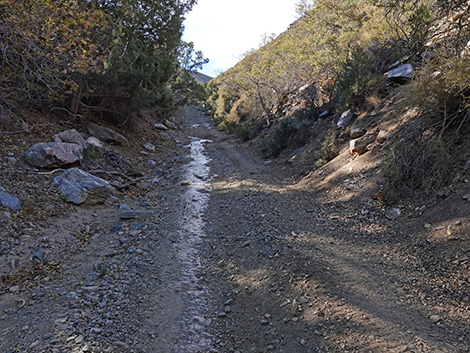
[315,133,338,168]
[82,145,99,160]
[261,121,291,157]
[235,124,250,142]
[261,117,313,157]
[336,46,385,110]
[408,3,433,53]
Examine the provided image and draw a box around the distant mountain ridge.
[190,71,213,84]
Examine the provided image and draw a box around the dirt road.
[0,106,468,352]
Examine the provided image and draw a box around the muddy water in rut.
[172,134,214,352]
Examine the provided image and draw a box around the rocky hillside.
[204,0,470,202]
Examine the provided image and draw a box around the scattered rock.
[350,127,366,139]
[53,168,113,205]
[25,142,82,168]
[143,142,156,152]
[430,315,441,323]
[0,190,22,211]
[337,110,355,129]
[32,247,44,264]
[165,120,177,130]
[241,240,251,248]
[53,129,87,148]
[286,147,304,164]
[385,208,401,220]
[376,130,387,144]
[86,136,104,148]
[155,123,168,131]
[350,135,374,155]
[120,210,138,219]
[87,123,128,146]
[9,285,20,292]
[462,194,470,200]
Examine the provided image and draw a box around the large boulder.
[53,168,113,205]
[25,142,82,168]
[53,129,87,148]
[87,123,128,146]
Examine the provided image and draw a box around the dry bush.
[383,119,454,197]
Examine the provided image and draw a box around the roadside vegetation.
[204,0,470,197]
[0,0,207,127]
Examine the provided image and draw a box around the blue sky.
[183,0,300,77]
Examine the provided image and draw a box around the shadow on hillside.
[203,170,470,351]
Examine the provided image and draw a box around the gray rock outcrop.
[53,168,113,205]
[25,142,82,168]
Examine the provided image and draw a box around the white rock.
[86,136,104,148]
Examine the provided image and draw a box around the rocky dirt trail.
[1,106,469,352]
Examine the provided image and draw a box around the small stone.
[350,127,366,139]
[0,191,22,211]
[241,240,251,248]
[300,338,306,346]
[155,123,168,131]
[29,340,40,349]
[143,142,156,152]
[9,285,20,292]
[424,223,431,228]
[120,210,138,219]
[376,130,387,144]
[165,120,177,130]
[260,319,269,325]
[430,315,440,323]
[86,136,104,148]
[385,208,401,220]
[462,194,470,200]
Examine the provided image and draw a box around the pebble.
[430,315,441,323]
[385,208,401,220]
[29,340,40,349]
[9,285,20,292]
[241,240,251,248]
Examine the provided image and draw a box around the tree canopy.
[0,0,206,123]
